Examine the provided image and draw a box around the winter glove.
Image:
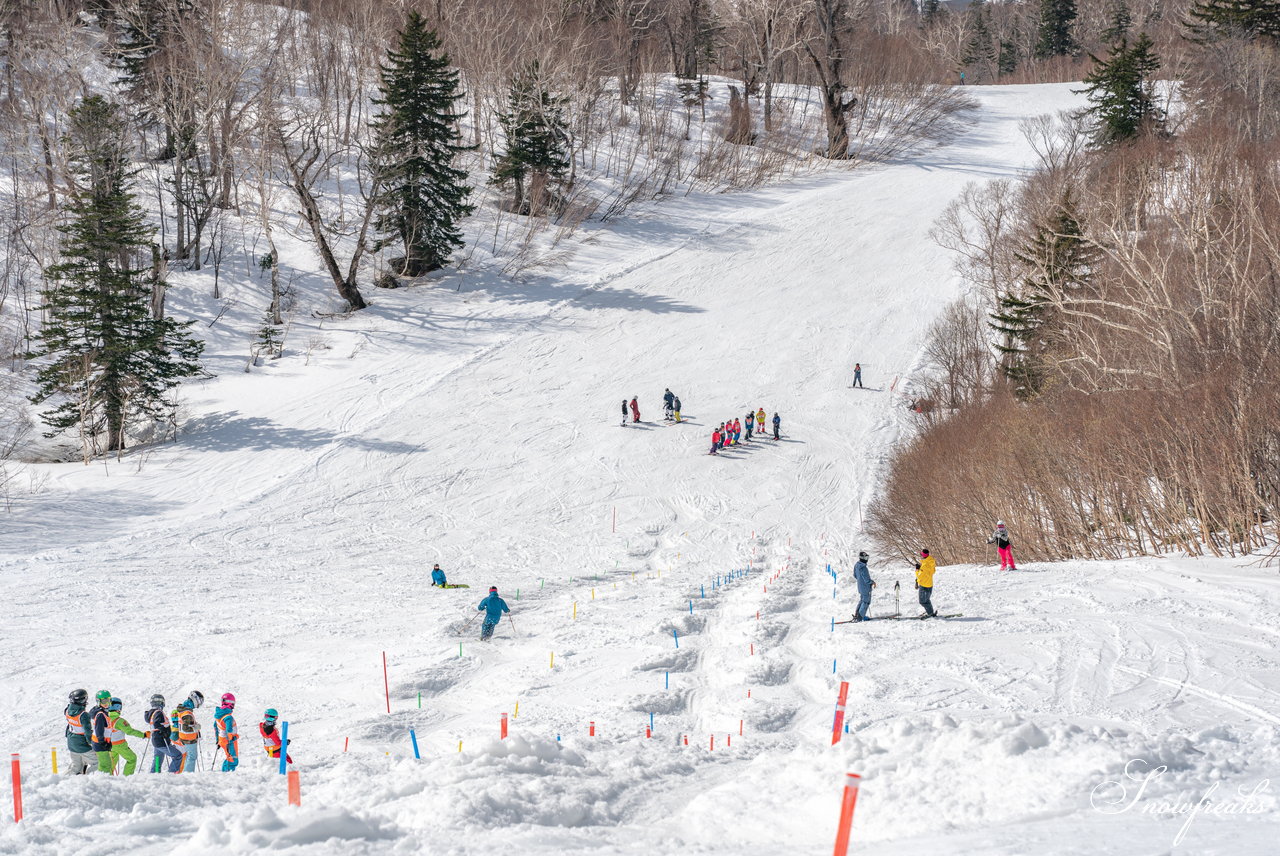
[915,582,919,590]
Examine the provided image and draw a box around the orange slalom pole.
[10,754,22,822]
[287,769,301,806]
[832,681,851,745]
[832,773,862,856]
[382,651,390,714]
[589,721,596,737]
[501,713,509,739]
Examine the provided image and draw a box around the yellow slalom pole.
[51,748,58,774]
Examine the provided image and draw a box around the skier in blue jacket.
[477,586,510,641]
[431,564,447,587]
[852,551,876,621]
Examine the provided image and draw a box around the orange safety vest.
[106,713,125,745]
[216,712,238,747]
[64,711,87,736]
[172,709,199,744]
[260,722,282,756]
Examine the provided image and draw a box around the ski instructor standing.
[914,549,938,618]
[477,586,511,641]
[852,551,876,621]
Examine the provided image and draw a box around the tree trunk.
[805,0,853,159]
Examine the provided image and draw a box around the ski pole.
[506,614,517,637]
[139,743,149,775]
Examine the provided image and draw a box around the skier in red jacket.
[630,397,640,423]
[710,428,721,455]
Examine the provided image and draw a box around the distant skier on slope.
[478,586,511,641]
[214,693,239,772]
[853,363,863,388]
[710,426,721,455]
[987,521,1018,571]
[756,407,766,432]
[630,397,641,423]
[772,412,781,440]
[673,395,682,423]
[914,549,938,618]
[744,410,754,440]
[431,564,447,587]
[663,388,675,421]
[259,709,292,764]
[621,400,628,427]
[733,417,742,445]
[63,689,96,775]
[852,551,876,621]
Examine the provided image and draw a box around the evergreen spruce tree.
[1186,0,1280,41]
[1101,0,1133,44]
[921,0,945,28]
[1078,33,1163,145]
[371,12,474,277]
[31,96,203,457]
[991,195,1095,400]
[491,61,571,217]
[1036,0,1080,58]
[963,0,998,81]
[998,37,1021,77]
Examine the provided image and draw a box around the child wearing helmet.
[106,697,148,775]
[214,693,240,772]
[145,694,180,773]
[63,689,96,775]
[852,551,876,622]
[90,690,114,772]
[477,586,511,641]
[171,692,202,772]
[259,709,292,764]
[987,521,1017,571]
[431,564,447,587]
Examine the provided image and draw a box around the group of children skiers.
[61,689,291,775]
[849,523,1016,621]
[711,407,779,454]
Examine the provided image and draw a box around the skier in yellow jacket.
[914,549,938,618]
[106,697,148,775]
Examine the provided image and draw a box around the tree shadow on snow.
[180,412,423,454]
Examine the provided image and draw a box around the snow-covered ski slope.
[3,84,1279,854]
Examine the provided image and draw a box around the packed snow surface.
[3,84,1279,855]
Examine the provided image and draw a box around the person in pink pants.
[988,521,1017,570]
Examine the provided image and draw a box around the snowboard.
[435,583,470,589]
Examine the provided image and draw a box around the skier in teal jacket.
[477,587,510,641]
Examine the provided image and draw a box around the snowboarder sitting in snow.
[987,521,1017,571]
[852,551,876,621]
[914,549,938,618]
[431,564,447,586]
[478,586,511,641]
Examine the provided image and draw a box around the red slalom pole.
[501,713,509,739]
[832,773,862,855]
[832,681,850,745]
[382,651,391,714]
[10,754,22,822]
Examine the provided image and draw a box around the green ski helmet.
[95,690,111,703]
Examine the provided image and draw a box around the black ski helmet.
[149,694,165,710]
[188,690,205,708]
[858,551,869,561]
[69,688,88,705]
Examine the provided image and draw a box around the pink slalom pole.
[382,651,390,714]
[832,773,862,855]
[832,681,850,745]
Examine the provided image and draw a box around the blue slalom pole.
[410,729,420,759]
[278,722,289,774]
[673,629,679,648]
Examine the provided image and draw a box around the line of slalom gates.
[10,532,862,852]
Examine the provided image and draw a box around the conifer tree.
[1078,33,1163,145]
[1036,0,1080,58]
[1101,0,1133,44]
[964,0,998,81]
[921,0,944,28]
[491,61,571,217]
[998,38,1020,76]
[1186,0,1280,41]
[31,96,203,457]
[371,12,473,277]
[991,194,1095,400]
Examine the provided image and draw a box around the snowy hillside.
[2,84,1278,855]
